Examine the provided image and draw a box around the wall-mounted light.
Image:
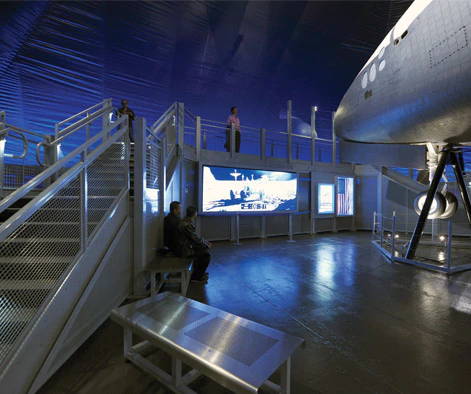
[439,235,446,242]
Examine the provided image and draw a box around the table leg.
[150,271,156,296]
[280,357,291,394]
[171,356,182,387]
[124,327,133,357]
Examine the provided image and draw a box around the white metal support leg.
[150,272,157,296]
[124,327,133,357]
[280,357,291,394]
[172,356,182,387]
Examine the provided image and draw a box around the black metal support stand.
[405,148,449,259]
[450,151,471,225]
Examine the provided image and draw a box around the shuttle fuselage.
[334,0,471,145]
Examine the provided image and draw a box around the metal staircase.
[0,101,133,393]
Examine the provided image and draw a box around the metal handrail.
[2,130,28,160]
[0,122,127,243]
[150,102,176,132]
[55,99,111,128]
[53,104,111,141]
[0,115,127,215]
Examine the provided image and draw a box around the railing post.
[288,213,295,242]
[332,111,336,165]
[0,134,5,198]
[261,215,266,239]
[196,116,201,161]
[203,131,207,150]
[80,151,88,252]
[233,214,240,246]
[310,171,315,235]
[373,211,377,236]
[446,219,452,272]
[260,128,266,160]
[380,214,384,248]
[391,211,396,259]
[311,106,317,165]
[287,100,292,164]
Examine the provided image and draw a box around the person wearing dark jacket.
[180,206,211,283]
[163,201,185,256]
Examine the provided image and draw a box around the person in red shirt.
[225,106,241,153]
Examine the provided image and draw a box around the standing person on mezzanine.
[225,106,241,153]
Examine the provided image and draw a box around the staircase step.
[0,289,53,308]
[0,308,36,323]
[0,279,56,290]
[0,321,28,344]
[0,239,80,257]
[0,261,71,280]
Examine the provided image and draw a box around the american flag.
[337,177,353,216]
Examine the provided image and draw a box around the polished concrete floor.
[39,232,471,394]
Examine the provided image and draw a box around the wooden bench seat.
[146,255,192,296]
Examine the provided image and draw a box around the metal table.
[111,292,304,393]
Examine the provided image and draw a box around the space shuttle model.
[334,0,471,258]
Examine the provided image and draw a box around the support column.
[177,103,185,210]
[260,128,266,160]
[133,117,147,295]
[450,151,471,225]
[406,148,449,259]
[287,100,292,164]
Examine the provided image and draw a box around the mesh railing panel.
[0,175,81,366]
[87,141,127,237]
[3,164,43,192]
[146,138,160,191]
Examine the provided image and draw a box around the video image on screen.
[202,166,297,213]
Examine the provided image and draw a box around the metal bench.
[111,292,304,393]
[146,255,192,296]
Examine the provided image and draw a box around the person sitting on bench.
[180,206,211,283]
[163,201,186,256]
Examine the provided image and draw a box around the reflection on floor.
[39,232,471,394]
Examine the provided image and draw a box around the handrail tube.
[3,124,48,139]
[201,118,259,131]
[0,116,127,213]
[56,99,111,128]
[55,106,110,141]
[0,123,128,242]
[151,103,176,131]
[3,131,28,159]
[150,111,175,137]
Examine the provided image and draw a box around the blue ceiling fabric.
[0,1,413,153]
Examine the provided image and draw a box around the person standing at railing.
[225,106,241,153]
[118,99,135,142]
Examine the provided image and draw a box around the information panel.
[318,183,335,214]
[202,166,298,213]
[337,177,354,216]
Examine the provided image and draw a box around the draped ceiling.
[0,1,412,139]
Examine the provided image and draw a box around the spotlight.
[439,235,446,242]
[395,234,399,239]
